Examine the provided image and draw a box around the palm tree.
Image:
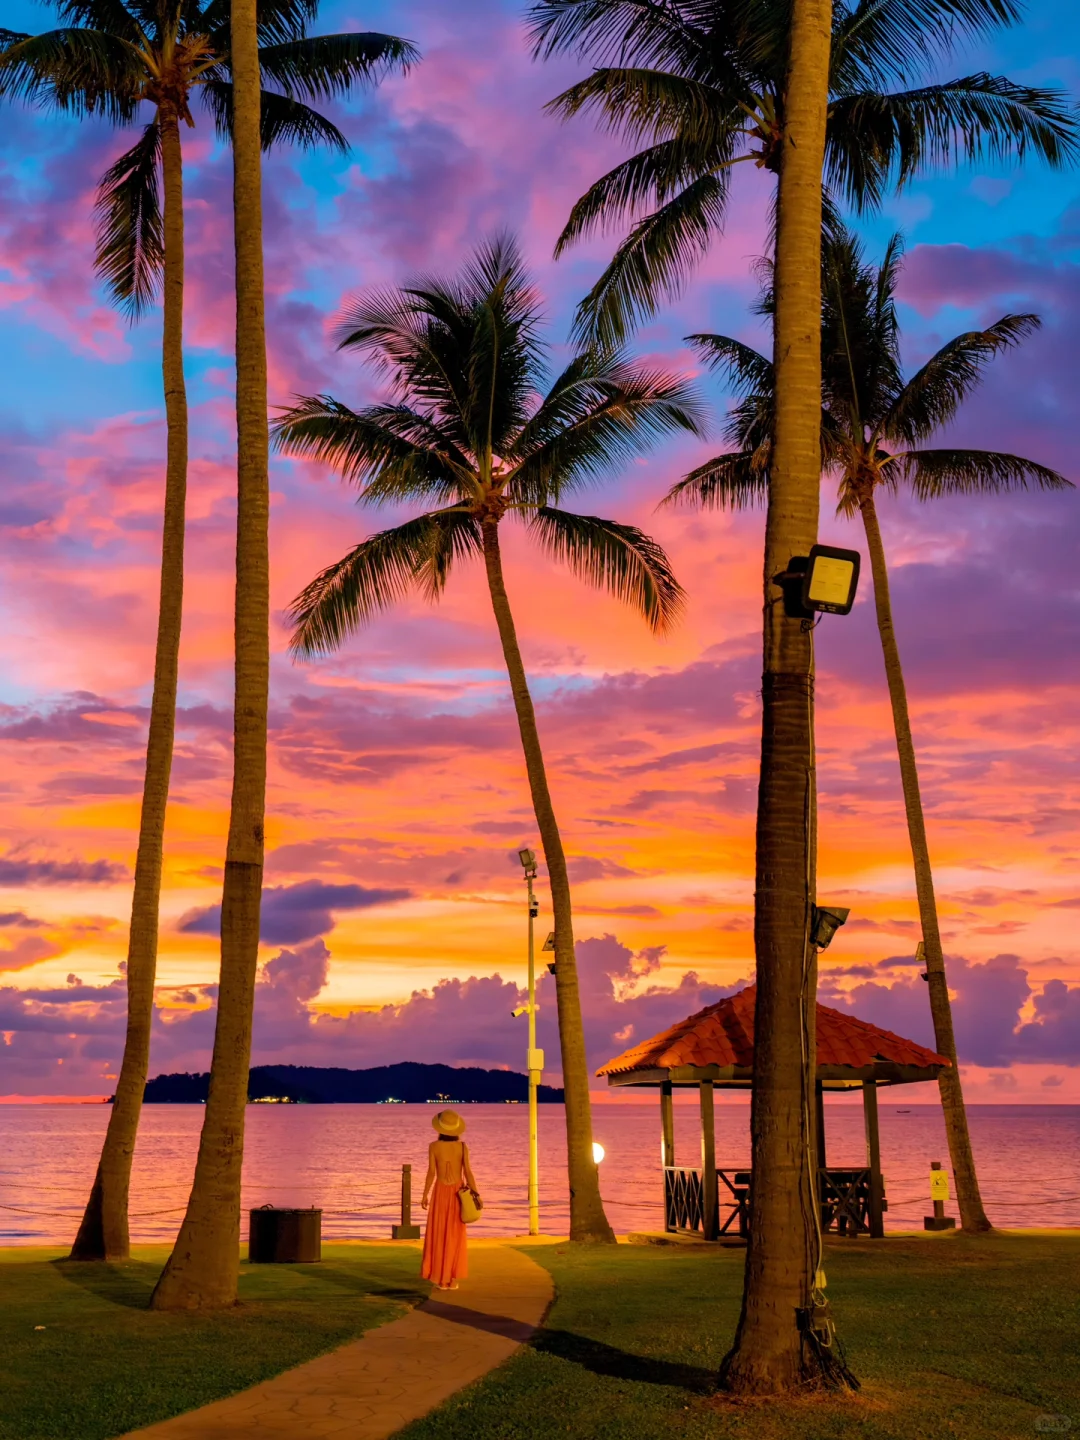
[710,0,848,1396]
[1,3,415,1264]
[527,0,1079,348]
[666,224,1072,1239]
[272,236,703,1244]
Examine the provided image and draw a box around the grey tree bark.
[150,0,271,1308]
[858,488,991,1231]
[481,517,615,1243]
[70,103,188,1263]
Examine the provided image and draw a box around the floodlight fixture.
[810,905,851,951]
[542,931,556,952]
[774,545,861,619]
[518,847,537,871]
[802,545,861,615]
[592,1142,606,1165]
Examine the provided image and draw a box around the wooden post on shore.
[699,1080,717,1240]
[660,1081,675,1168]
[862,1079,884,1238]
[392,1163,421,1239]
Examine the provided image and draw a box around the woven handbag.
[457,1142,482,1223]
[458,1185,481,1223]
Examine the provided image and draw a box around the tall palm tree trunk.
[722,0,838,1395]
[481,517,614,1243]
[857,490,991,1231]
[151,0,270,1309]
[70,105,188,1264]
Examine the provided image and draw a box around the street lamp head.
[811,905,851,951]
[542,931,556,952]
[518,847,537,870]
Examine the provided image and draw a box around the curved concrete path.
[123,1242,552,1440]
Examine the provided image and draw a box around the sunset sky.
[1,0,1078,1101]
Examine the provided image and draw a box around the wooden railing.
[663,1165,886,1239]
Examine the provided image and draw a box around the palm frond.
[53,0,144,45]
[271,394,472,503]
[460,234,544,459]
[201,80,348,151]
[508,352,705,505]
[827,75,1080,211]
[831,0,1022,93]
[892,447,1072,499]
[685,331,773,396]
[256,31,417,103]
[527,0,709,72]
[200,0,318,48]
[0,27,143,120]
[287,508,476,657]
[335,236,545,461]
[544,65,748,150]
[820,227,905,428]
[553,136,726,256]
[570,172,730,348]
[528,505,685,632]
[884,314,1040,443]
[94,121,163,318]
[661,449,769,511]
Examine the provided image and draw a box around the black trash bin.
[248,1206,322,1263]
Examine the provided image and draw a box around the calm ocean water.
[1,1102,1077,1245]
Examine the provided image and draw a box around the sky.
[1,0,1079,1102]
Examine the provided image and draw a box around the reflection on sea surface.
[1,1102,1077,1244]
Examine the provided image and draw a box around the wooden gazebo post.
[660,1080,675,1167]
[862,1078,884,1238]
[814,1080,827,1229]
[699,1079,717,1240]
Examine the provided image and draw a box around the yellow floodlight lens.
[807,554,855,606]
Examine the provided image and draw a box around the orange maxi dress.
[421,1139,473,1287]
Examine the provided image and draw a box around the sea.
[1,1102,1077,1245]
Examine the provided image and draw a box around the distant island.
[136,1061,565,1105]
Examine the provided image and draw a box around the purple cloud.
[178,878,413,945]
[0,853,128,886]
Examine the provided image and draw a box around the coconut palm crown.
[665,223,1072,1235]
[664,226,1071,517]
[275,235,704,1242]
[528,0,1080,346]
[277,236,702,653]
[0,0,417,315]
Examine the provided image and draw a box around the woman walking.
[421,1110,479,1291]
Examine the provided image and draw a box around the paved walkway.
[124,1243,552,1440]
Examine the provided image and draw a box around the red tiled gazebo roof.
[597,985,950,1089]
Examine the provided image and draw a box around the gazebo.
[597,984,950,1240]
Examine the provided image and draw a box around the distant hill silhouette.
[139,1061,565,1105]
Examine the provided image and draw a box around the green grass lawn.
[0,1243,426,1440]
[401,1232,1080,1440]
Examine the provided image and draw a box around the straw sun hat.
[432,1109,466,1136]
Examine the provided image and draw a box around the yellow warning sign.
[929,1170,950,1201]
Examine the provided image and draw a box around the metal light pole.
[516,848,543,1235]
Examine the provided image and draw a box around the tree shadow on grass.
[276,1264,427,1305]
[49,1258,159,1310]
[531,1328,716,1395]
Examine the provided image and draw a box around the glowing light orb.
[592,1142,606,1164]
